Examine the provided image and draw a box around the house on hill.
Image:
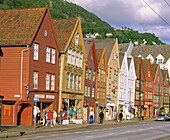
[0,6,60,125]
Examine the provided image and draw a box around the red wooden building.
[134,57,145,117]
[152,64,163,116]
[0,6,60,125]
[142,59,154,117]
[161,70,169,113]
[84,40,98,123]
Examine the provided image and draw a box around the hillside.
[0,0,165,45]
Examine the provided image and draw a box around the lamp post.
[0,95,4,132]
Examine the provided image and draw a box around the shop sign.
[69,94,76,99]
[46,95,55,99]
[14,95,20,97]
[35,94,45,99]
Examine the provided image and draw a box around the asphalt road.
[5,122,170,140]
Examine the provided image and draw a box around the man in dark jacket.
[99,110,104,124]
[119,111,123,121]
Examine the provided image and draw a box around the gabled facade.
[143,59,154,117]
[84,40,98,122]
[152,64,163,116]
[0,6,60,125]
[127,57,136,119]
[96,49,108,121]
[134,57,145,118]
[161,70,169,113]
[53,17,86,121]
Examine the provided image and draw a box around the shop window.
[51,74,55,90]
[46,73,50,90]
[46,47,50,63]
[33,71,38,89]
[33,43,39,60]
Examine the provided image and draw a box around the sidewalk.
[0,117,156,139]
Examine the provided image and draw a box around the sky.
[66,0,170,44]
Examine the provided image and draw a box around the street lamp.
[0,95,4,131]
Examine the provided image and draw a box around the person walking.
[89,109,94,123]
[46,110,53,127]
[142,110,144,120]
[69,107,73,122]
[58,108,64,125]
[99,110,104,124]
[119,111,123,121]
[42,109,46,126]
[53,110,57,126]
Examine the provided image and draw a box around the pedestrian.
[58,108,64,125]
[41,109,46,126]
[142,110,144,120]
[89,109,94,123]
[53,110,57,126]
[99,110,104,124]
[119,111,123,121]
[69,107,73,122]
[46,110,53,127]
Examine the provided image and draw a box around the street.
[5,122,170,140]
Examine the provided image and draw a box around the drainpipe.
[20,46,29,100]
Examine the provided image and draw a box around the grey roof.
[131,45,170,63]
[84,38,116,62]
[127,58,132,70]
[118,43,129,53]
[119,52,125,69]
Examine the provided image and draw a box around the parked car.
[155,114,168,121]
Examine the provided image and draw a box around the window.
[148,82,152,88]
[67,49,72,64]
[89,69,92,80]
[86,68,89,80]
[34,44,39,60]
[70,74,74,89]
[33,72,38,89]
[79,53,83,68]
[136,80,139,88]
[154,95,159,103]
[85,85,87,97]
[148,71,150,77]
[88,86,90,97]
[51,74,55,90]
[75,33,79,46]
[97,88,99,98]
[103,88,105,99]
[46,73,50,90]
[148,92,152,100]
[66,73,69,89]
[142,81,144,89]
[76,52,80,67]
[136,91,143,100]
[109,67,112,79]
[114,52,116,59]
[74,75,78,90]
[78,76,81,91]
[91,54,93,60]
[158,76,159,82]
[146,81,147,88]
[164,97,169,103]
[92,87,95,98]
[103,71,105,82]
[145,92,147,99]
[51,49,55,64]
[93,70,96,82]
[158,59,162,64]
[98,69,100,81]
[72,50,76,65]
[46,47,50,63]
[101,70,103,82]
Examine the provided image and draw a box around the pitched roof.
[0,8,45,46]
[96,49,104,66]
[118,43,129,53]
[151,64,158,79]
[161,70,168,83]
[134,57,141,75]
[119,52,125,69]
[127,58,132,70]
[131,45,170,63]
[142,59,149,76]
[84,39,116,62]
[52,18,77,52]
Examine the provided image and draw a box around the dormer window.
[75,33,79,46]
[157,59,163,64]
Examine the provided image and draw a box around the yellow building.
[53,17,86,121]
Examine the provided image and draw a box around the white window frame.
[79,53,83,68]
[51,48,55,64]
[67,49,72,64]
[158,59,162,64]
[66,73,70,89]
[46,47,50,63]
[92,87,95,98]
[46,73,50,90]
[33,72,38,89]
[33,44,39,60]
[72,50,76,65]
[76,52,80,67]
[88,86,90,97]
[78,76,81,91]
[51,74,55,90]
[93,70,96,82]
[85,85,88,97]
[75,33,79,46]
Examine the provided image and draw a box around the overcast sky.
[67,0,170,44]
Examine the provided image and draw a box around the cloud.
[67,0,170,44]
